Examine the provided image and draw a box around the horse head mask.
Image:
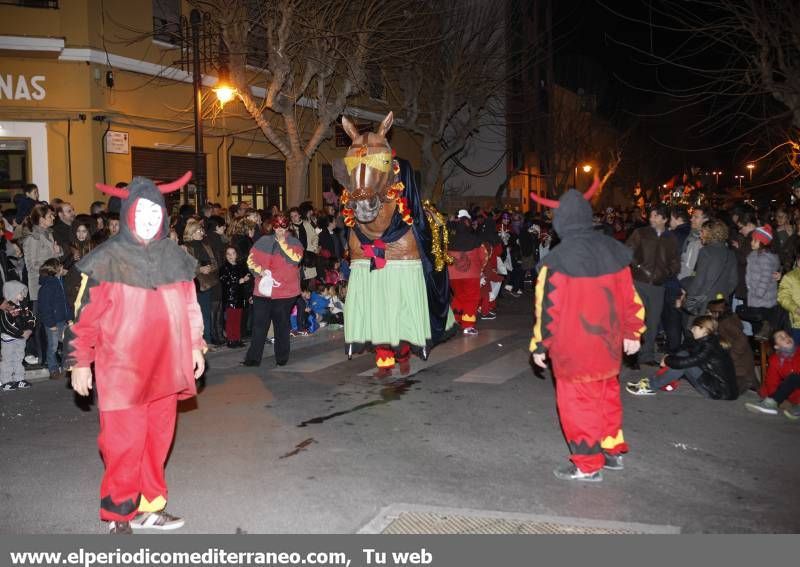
[333,112,395,224]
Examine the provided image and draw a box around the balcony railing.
[0,0,58,8]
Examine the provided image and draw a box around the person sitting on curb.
[626,315,738,399]
[745,330,800,419]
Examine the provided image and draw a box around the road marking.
[356,329,516,377]
[273,348,354,373]
[454,347,528,384]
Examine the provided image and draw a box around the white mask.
[133,198,163,241]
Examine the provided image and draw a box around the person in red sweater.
[448,211,489,335]
[477,218,503,319]
[745,330,800,418]
[530,178,645,482]
[242,213,304,368]
[65,172,206,534]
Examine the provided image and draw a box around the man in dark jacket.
[14,184,39,225]
[662,207,692,353]
[53,202,75,257]
[626,204,680,365]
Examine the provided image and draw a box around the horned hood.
[542,189,632,278]
[76,173,197,289]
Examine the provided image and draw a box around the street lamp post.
[712,170,722,185]
[735,175,744,188]
[189,9,206,210]
[747,163,755,182]
[574,163,591,188]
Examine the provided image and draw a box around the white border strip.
[0,35,64,52]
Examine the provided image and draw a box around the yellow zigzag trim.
[138,495,167,513]
[601,429,625,450]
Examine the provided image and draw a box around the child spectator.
[326,285,345,326]
[1,280,36,390]
[626,315,738,399]
[37,258,72,379]
[743,225,781,340]
[290,286,312,337]
[308,286,330,327]
[323,258,341,286]
[218,246,250,348]
[745,330,800,416]
[707,299,757,394]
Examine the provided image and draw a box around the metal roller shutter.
[131,147,201,182]
[230,156,285,185]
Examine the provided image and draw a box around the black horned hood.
[77,173,197,288]
[542,189,632,277]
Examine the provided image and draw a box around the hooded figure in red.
[65,172,206,533]
[530,179,645,482]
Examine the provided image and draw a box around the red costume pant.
[375,343,411,369]
[98,394,178,522]
[451,278,480,329]
[479,280,498,315]
[555,376,628,473]
[225,307,243,342]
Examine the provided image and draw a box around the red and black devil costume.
[64,172,205,522]
[529,182,645,477]
[448,220,488,331]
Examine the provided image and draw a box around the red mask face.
[272,214,289,229]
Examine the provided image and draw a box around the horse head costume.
[334,112,455,371]
[334,112,419,265]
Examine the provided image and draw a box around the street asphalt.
[1,290,798,534]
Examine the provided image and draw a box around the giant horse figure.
[334,112,455,378]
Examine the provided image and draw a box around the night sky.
[552,0,792,192]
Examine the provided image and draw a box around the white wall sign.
[105,131,129,155]
[0,74,46,101]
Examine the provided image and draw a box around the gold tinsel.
[423,200,453,272]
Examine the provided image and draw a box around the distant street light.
[746,163,755,181]
[712,170,722,184]
[735,174,744,188]
[574,163,592,187]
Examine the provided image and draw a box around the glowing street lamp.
[213,83,236,108]
[734,174,744,188]
[712,170,722,184]
[746,163,755,181]
[574,163,592,187]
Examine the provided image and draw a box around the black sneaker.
[1,382,17,391]
[553,463,603,482]
[603,453,624,471]
[480,312,497,320]
[16,380,31,389]
[108,520,133,535]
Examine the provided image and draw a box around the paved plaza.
[1,296,798,534]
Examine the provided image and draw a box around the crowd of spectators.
[1,179,799,421]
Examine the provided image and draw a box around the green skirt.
[344,259,432,348]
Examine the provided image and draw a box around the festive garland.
[422,200,453,272]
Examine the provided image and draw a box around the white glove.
[623,338,641,355]
[532,352,547,368]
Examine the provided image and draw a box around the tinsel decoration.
[341,190,356,227]
[422,200,453,272]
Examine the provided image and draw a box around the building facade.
[0,0,421,214]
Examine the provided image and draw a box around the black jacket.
[665,335,738,400]
[218,262,250,308]
[0,300,36,339]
